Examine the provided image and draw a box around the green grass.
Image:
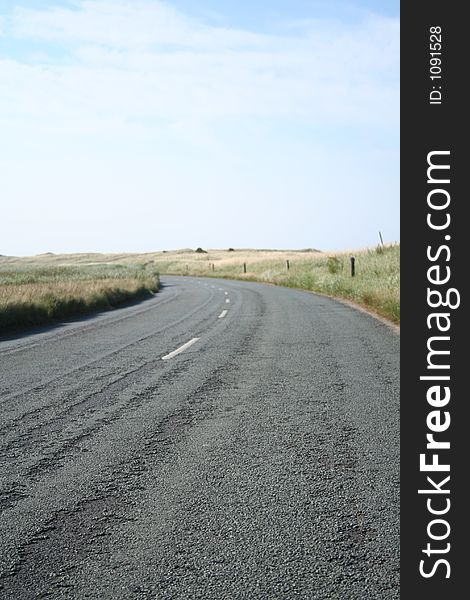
[0,263,160,331]
[266,246,400,324]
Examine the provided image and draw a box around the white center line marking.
[162,337,200,361]
[224,291,228,295]
[218,310,228,319]
[225,298,230,303]
[218,288,223,291]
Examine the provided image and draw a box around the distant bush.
[195,247,207,254]
[228,248,235,252]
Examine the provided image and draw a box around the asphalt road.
[0,276,399,599]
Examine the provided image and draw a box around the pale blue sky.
[0,0,399,255]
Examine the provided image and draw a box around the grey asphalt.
[0,276,399,599]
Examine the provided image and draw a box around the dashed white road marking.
[218,310,228,319]
[224,291,228,295]
[225,298,230,303]
[162,337,200,360]
[218,288,223,291]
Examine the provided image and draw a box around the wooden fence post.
[286,260,290,270]
[350,256,355,277]
[243,263,247,273]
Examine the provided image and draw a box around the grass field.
[0,244,399,329]
[0,263,159,331]
[149,245,400,324]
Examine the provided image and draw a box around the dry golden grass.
[0,264,159,330]
[0,278,150,307]
[1,248,320,268]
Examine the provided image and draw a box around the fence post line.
[286,260,290,270]
[243,263,247,273]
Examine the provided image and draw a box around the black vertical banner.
[401,2,467,598]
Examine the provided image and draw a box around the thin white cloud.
[11,0,269,50]
[1,0,399,133]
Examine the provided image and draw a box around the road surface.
[0,276,399,599]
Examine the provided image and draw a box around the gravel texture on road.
[0,276,399,599]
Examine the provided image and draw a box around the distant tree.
[195,247,207,254]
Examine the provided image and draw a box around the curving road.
[0,276,399,599]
